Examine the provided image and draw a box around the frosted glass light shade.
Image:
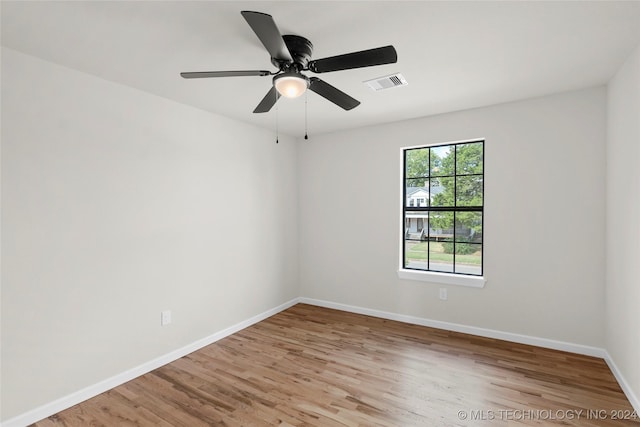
[274,73,309,98]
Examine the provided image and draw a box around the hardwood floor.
[33,304,638,426]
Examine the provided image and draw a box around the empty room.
[1,1,639,426]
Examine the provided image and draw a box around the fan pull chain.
[304,92,309,140]
[275,101,279,144]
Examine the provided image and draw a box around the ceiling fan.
[180,11,398,113]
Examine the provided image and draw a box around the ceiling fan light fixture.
[274,72,309,98]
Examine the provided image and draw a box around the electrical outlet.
[439,288,448,301]
[161,310,172,326]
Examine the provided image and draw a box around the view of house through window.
[403,140,484,276]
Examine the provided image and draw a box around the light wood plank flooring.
[33,304,639,426]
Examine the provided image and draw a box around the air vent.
[363,73,408,91]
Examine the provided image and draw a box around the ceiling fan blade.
[308,77,360,111]
[241,11,293,63]
[308,45,397,73]
[254,86,280,113]
[180,70,271,79]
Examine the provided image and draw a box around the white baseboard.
[1,298,300,427]
[604,351,640,414]
[299,297,606,357]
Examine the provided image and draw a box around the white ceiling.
[2,1,639,137]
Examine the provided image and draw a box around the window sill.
[397,269,486,288]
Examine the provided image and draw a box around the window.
[402,140,484,277]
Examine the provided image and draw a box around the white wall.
[298,87,606,347]
[606,44,640,408]
[0,48,299,421]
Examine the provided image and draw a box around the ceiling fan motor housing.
[274,35,314,70]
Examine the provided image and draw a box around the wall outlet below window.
[161,310,172,326]
[439,288,448,301]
